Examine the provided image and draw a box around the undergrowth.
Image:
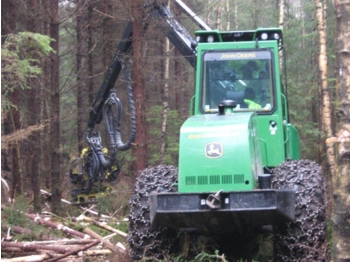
[1,183,273,262]
[1,196,61,241]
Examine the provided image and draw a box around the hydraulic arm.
[70,0,210,203]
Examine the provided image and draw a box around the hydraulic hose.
[87,131,112,169]
[103,61,136,152]
[83,60,136,194]
[85,134,101,193]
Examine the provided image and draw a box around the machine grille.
[186,176,196,185]
[210,175,220,184]
[185,174,245,185]
[198,176,208,185]
[222,174,232,184]
[234,174,245,183]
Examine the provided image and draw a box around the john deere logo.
[205,142,223,158]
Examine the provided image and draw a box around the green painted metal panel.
[253,114,286,167]
[287,124,301,160]
[178,112,260,193]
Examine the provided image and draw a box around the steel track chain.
[128,165,178,260]
[272,159,328,261]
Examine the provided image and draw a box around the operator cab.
[201,49,274,114]
[189,28,301,167]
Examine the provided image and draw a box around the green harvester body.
[150,28,301,234]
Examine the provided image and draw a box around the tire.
[128,165,178,261]
[272,159,328,261]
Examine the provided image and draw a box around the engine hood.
[178,112,262,193]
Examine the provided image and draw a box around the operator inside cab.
[244,87,261,109]
[201,50,274,113]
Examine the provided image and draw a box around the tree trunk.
[174,1,183,117]
[279,0,285,29]
[206,0,212,28]
[103,0,112,69]
[10,91,22,198]
[131,0,148,172]
[331,1,350,260]
[76,0,84,153]
[87,1,94,106]
[49,0,62,215]
[1,0,15,40]
[253,0,258,28]
[160,37,170,164]
[0,0,11,174]
[234,0,238,29]
[215,0,222,30]
[314,0,336,176]
[41,22,52,191]
[4,0,22,198]
[225,0,230,30]
[26,0,41,213]
[279,0,285,71]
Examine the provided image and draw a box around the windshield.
[201,50,274,113]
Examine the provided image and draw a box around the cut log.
[102,232,116,240]
[1,241,81,254]
[44,239,99,262]
[1,253,52,261]
[28,239,93,245]
[83,228,117,253]
[25,213,89,239]
[79,206,111,219]
[1,247,23,252]
[3,224,57,240]
[76,215,127,238]
[5,225,32,235]
[78,249,112,256]
[1,251,40,257]
[116,241,127,253]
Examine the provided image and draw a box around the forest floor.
[1,177,133,262]
[1,175,273,262]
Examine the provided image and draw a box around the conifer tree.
[131,0,148,172]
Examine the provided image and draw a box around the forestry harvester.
[69,1,327,260]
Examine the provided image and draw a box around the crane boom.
[88,1,209,129]
[70,1,209,202]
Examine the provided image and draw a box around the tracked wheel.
[128,165,179,260]
[272,159,328,261]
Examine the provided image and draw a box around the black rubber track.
[128,165,179,261]
[272,159,328,261]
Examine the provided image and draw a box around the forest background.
[1,0,350,261]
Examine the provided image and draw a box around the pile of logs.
[1,199,130,261]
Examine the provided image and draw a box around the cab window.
[201,50,274,113]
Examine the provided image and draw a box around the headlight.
[261,33,268,40]
[207,35,214,43]
[273,33,280,40]
[196,35,201,42]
